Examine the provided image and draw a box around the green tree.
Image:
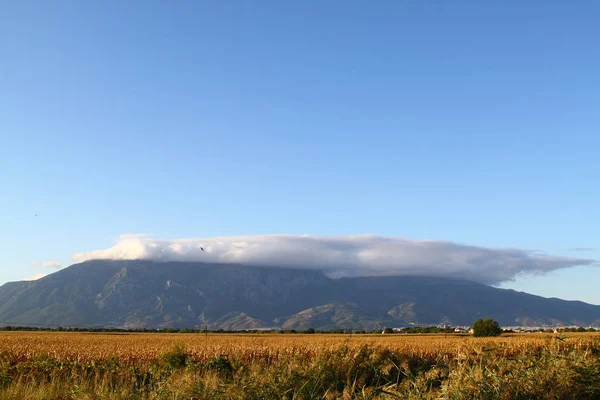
[471,318,502,337]
[382,327,394,334]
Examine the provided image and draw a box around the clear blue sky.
[1,1,598,303]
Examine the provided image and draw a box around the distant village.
[384,325,600,334]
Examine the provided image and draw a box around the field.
[0,332,599,399]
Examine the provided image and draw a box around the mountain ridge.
[1,260,599,329]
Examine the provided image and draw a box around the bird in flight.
[201,247,205,251]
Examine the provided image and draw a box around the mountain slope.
[0,260,599,329]
[277,303,387,331]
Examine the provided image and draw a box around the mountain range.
[1,260,599,330]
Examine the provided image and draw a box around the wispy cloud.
[28,261,63,269]
[568,248,595,252]
[71,234,596,285]
[23,273,47,281]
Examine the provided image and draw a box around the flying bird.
[201,247,205,251]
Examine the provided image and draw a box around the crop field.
[0,332,599,399]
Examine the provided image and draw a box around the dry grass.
[3,331,595,362]
[0,331,599,399]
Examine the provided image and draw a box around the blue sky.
[1,1,598,303]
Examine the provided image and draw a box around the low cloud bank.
[72,234,595,285]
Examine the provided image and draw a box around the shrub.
[204,355,234,378]
[471,318,502,337]
[161,344,189,369]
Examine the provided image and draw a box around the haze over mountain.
[3,260,600,330]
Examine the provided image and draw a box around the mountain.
[1,260,599,329]
[276,303,386,331]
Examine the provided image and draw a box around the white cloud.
[70,234,596,285]
[28,261,63,269]
[24,273,48,281]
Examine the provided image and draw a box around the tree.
[471,318,502,337]
[382,327,394,334]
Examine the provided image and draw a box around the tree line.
[0,318,595,335]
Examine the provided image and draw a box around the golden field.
[0,331,599,399]
[1,331,597,363]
